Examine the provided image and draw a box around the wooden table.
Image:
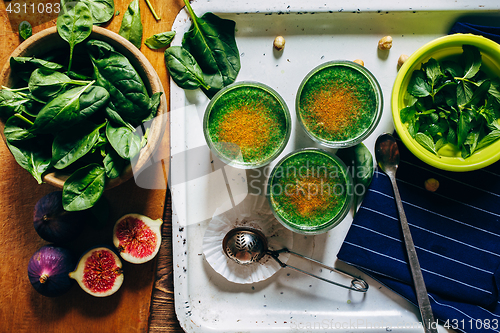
[0,0,185,331]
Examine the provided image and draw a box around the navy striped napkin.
[337,138,500,332]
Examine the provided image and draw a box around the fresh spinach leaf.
[4,115,35,142]
[79,85,110,119]
[105,106,135,130]
[28,68,90,101]
[19,21,32,40]
[165,46,210,90]
[0,89,32,118]
[84,0,115,24]
[181,0,240,97]
[87,39,151,124]
[6,137,52,184]
[106,122,141,159]
[30,81,94,134]
[141,91,163,122]
[336,143,374,215]
[145,31,176,49]
[10,57,64,81]
[62,163,106,211]
[52,120,106,169]
[61,0,115,24]
[103,146,126,178]
[119,0,143,49]
[57,1,93,73]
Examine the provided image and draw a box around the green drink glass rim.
[296,60,384,148]
[203,81,291,169]
[267,147,354,235]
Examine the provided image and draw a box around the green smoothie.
[297,61,381,147]
[205,83,290,167]
[268,149,352,234]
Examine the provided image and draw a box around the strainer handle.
[269,249,368,292]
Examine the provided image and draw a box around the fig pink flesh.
[83,250,121,293]
[116,216,157,259]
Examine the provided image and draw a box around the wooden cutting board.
[0,0,184,332]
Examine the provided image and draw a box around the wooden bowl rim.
[0,25,168,189]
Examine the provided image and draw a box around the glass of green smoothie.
[267,148,353,235]
[204,81,291,169]
[296,61,383,148]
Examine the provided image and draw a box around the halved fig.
[113,213,162,264]
[69,247,123,297]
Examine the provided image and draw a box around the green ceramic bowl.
[392,34,500,172]
[267,148,353,235]
[204,81,291,169]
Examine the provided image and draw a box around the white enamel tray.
[169,1,500,332]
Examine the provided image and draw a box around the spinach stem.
[183,0,199,30]
[67,45,75,75]
[1,86,29,92]
[14,113,34,126]
[70,80,92,86]
[145,0,161,20]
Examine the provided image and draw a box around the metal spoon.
[222,227,368,292]
[375,133,437,333]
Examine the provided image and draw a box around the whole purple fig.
[28,245,76,297]
[33,191,86,244]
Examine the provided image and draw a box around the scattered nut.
[398,54,409,67]
[378,36,393,50]
[273,35,285,51]
[353,59,364,66]
[424,178,439,192]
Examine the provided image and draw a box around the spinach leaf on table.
[57,1,93,73]
[18,21,32,40]
[62,163,106,211]
[29,81,94,134]
[52,120,106,169]
[10,57,64,82]
[181,0,240,97]
[87,39,151,125]
[28,68,90,101]
[105,122,141,160]
[336,143,374,215]
[61,0,115,24]
[119,0,143,49]
[145,31,176,49]
[165,46,209,90]
[6,137,52,184]
[83,0,115,24]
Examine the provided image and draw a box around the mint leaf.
[408,70,431,97]
[477,129,500,151]
[425,58,442,87]
[462,44,482,79]
[457,80,474,106]
[415,132,438,155]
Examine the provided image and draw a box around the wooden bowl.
[0,26,168,189]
